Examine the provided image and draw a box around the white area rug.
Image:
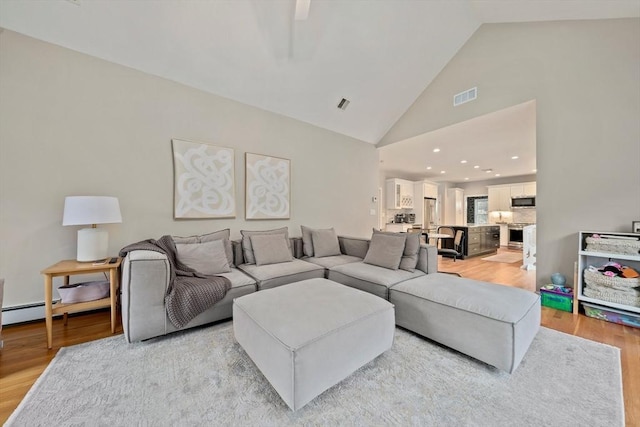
[7,322,623,426]
[482,252,523,263]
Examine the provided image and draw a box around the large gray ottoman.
[389,273,540,373]
[233,278,395,411]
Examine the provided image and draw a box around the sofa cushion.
[363,232,406,270]
[371,229,420,272]
[237,259,324,291]
[250,234,293,266]
[241,227,290,265]
[400,232,421,272]
[300,225,315,257]
[328,261,424,300]
[311,228,341,257]
[175,240,231,275]
[305,255,362,270]
[172,229,234,267]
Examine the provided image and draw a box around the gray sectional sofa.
[121,229,437,343]
[121,226,539,373]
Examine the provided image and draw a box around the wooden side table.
[41,258,122,349]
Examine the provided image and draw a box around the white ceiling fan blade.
[295,0,311,21]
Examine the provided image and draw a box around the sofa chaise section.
[389,273,540,373]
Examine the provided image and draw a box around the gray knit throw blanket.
[119,235,231,329]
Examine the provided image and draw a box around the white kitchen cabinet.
[488,186,511,211]
[510,182,537,197]
[524,182,537,196]
[412,180,439,228]
[445,188,464,225]
[510,184,524,198]
[423,182,438,199]
[576,231,640,318]
[386,178,414,209]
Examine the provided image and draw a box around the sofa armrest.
[121,250,170,343]
[416,244,438,274]
[291,237,303,258]
[338,236,370,259]
[232,240,244,266]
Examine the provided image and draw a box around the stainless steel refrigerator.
[423,198,437,232]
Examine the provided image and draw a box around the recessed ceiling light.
[433,148,440,153]
[426,166,432,170]
[460,160,467,164]
[511,156,519,160]
[474,165,479,169]
[485,170,491,173]
[440,171,446,174]
[464,177,469,180]
[495,173,501,177]
[533,169,537,173]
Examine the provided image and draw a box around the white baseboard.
[2,303,46,325]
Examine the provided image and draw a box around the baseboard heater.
[2,302,47,325]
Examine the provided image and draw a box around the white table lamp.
[63,196,122,262]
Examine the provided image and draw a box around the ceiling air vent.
[453,87,477,107]
[337,98,350,110]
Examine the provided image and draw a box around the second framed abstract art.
[245,152,290,220]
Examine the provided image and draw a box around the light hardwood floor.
[1,248,638,424]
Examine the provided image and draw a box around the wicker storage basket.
[583,268,640,291]
[584,285,640,307]
[585,236,640,256]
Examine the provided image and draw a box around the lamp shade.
[62,196,122,226]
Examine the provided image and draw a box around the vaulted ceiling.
[1,0,638,145]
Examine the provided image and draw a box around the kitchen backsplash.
[513,209,536,223]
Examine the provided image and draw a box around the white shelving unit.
[576,231,640,316]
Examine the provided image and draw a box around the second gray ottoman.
[233,278,395,411]
[389,273,540,373]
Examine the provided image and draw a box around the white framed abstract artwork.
[172,139,236,219]
[245,153,290,220]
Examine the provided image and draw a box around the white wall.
[0,30,379,308]
[380,19,640,289]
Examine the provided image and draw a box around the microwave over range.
[511,196,535,209]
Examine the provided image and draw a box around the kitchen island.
[439,225,500,259]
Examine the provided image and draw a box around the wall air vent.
[453,87,477,106]
[337,98,350,110]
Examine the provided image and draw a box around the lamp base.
[77,228,109,262]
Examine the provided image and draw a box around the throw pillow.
[372,229,420,272]
[240,227,290,265]
[172,229,234,267]
[363,232,406,270]
[311,228,341,258]
[400,232,421,272]
[175,240,231,275]
[250,234,294,266]
[199,232,235,267]
[300,225,315,257]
